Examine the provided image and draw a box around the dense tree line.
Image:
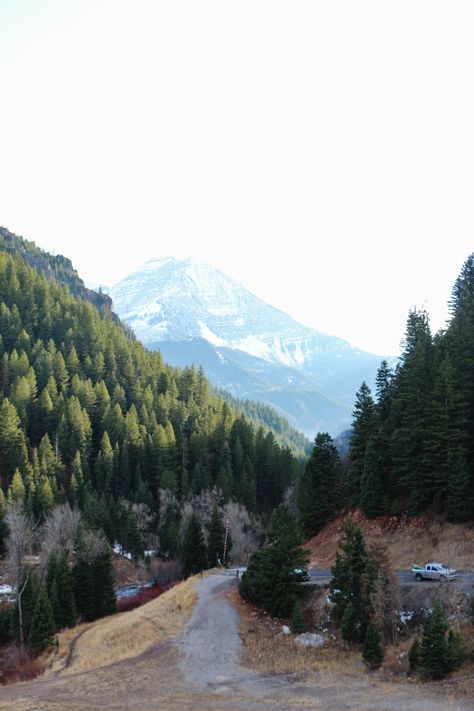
[345,254,474,520]
[0,244,300,557]
[213,388,311,460]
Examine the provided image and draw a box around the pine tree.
[362,622,384,669]
[408,636,419,672]
[55,552,77,629]
[73,559,95,622]
[341,602,359,643]
[182,513,208,578]
[94,431,113,493]
[28,586,55,653]
[418,600,449,679]
[390,309,433,513]
[345,383,376,506]
[240,505,309,618]
[297,432,341,537]
[330,521,376,643]
[446,628,466,672]
[8,468,25,502]
[125,509,144,561]
[93,548,117,618]
[446,451,473,522]
[207,506,225,567]
[359,438,384,518]
[291,600,306,633]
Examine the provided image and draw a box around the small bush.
[408,637,419,672]
[0,643,45,684]
[149,559,182,585]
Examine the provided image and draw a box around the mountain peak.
[110,256,366,363]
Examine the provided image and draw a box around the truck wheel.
[440,574,447,582]
[415,573,423,582]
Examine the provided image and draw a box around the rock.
[295,633,325,648]
[282,625,291,635]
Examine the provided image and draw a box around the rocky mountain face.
[0,226,113,315]
[110,257,386,437]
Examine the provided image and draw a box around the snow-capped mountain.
[110,257,386,436]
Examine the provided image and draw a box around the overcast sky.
[1,1,473,355]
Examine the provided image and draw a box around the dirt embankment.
[306,510,474,570]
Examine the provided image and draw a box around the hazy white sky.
[1,1,473,355]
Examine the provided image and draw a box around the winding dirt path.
[0,573,471,710]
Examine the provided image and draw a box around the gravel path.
[174,572,474,711]
[177,574,250,689]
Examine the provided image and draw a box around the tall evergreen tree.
[446,450,473,521]
[345,383,376,506]
[390,309,433,512]
[54,552,77,629]
[330,521,377,643]
[240,505,309,618]
[362,622,384,670]
[359,438,384,518]
[418,600,449,679]
[297,432,341,537]
[182,513,208,578]
[207,506,225,567]
[28,586,55,654]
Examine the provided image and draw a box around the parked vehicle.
[411,562,458,582]
[291,567,310,582]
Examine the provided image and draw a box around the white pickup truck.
[411,562,459,582]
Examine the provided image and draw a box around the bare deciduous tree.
[4,503,35,590]
[38,504,81,571]
[76,529,109,564]
[222,502,262,565]
[4,503,36,646]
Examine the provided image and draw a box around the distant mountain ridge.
[111,257,387,436]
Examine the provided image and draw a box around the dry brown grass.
[232,588,361,678]
[386,521,474,570]
[46,574,199,675]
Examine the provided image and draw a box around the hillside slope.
[306,510,474,570]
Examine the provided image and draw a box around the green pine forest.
[296,255,474,539]
[344,255,474,523]
[0,232,301,557]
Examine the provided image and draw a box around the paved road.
[308,568,474,588]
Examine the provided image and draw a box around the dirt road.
[0,573,472,710]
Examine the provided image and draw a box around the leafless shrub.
[149,559,182,585]
[76,529,109,564]
[0,642,45,683]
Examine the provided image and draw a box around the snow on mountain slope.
[110,257,371,370]
[110,257,387,437]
